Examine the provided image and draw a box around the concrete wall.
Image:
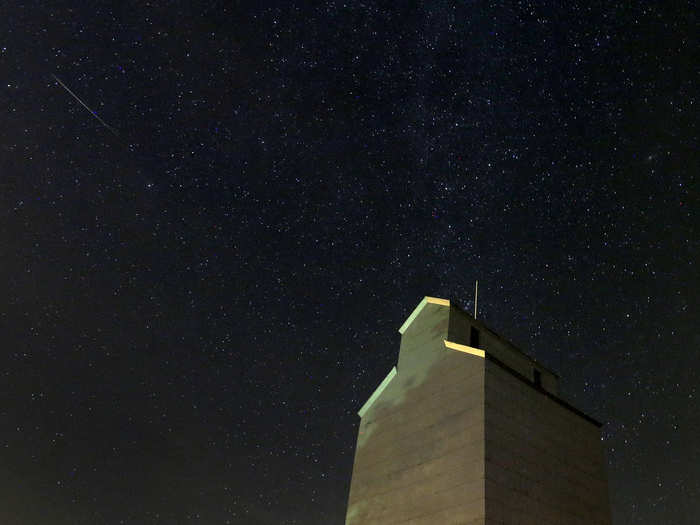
[484,359,611,525]
[345,297,611,524]
[449,307,559,395]
[345,301,486,525]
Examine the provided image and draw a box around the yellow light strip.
[444,340,486,358]
[398,296,450,334]
[425,296,450,306]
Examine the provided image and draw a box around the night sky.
[1,1,697,524]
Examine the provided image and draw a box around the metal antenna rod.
[474,280,478,319]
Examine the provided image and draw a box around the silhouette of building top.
[359,296,601,427]
[346,295,611,524]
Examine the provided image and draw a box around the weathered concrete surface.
[345,300,486,524]
[345,297,611,525]
[484,359,611,525]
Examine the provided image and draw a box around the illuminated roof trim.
[398,296,450,334]
[444,339,486,358]
[358,366,397,418]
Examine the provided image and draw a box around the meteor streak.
[52,74,119,137]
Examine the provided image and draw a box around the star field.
[1,1,697,523]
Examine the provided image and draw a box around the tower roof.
[357,295,602,427]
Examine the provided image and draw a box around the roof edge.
[450,301,560,380]
[444,339,486,358]
[357,366,397,418]
[398,296,450,334]
[486,353,603,427]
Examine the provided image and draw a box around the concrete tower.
[345,296,611,524]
